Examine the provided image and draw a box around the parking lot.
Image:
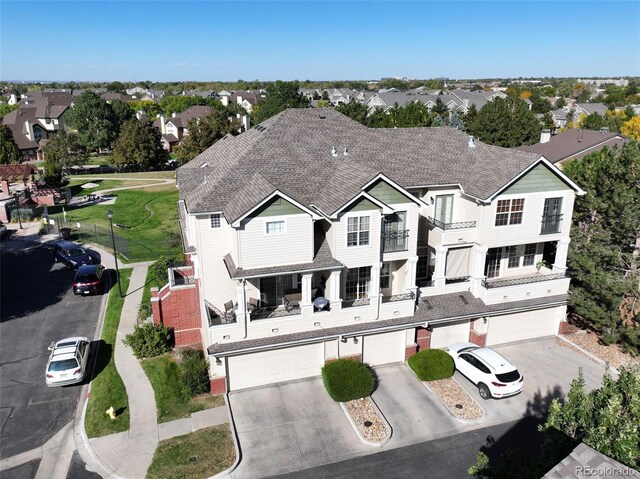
[0,244,104,459]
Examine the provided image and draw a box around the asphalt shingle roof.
[178,109,542,220]
[516,129,626,163]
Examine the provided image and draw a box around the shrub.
[408,349,454,381]
[137,303,152,323]
[123,323,172,359]
[322,359,375,402]
[150,254,186,287]
[179,348,210,398]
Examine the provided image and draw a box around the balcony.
[170,267,196,287]
[382,230,409,252]
[426,217,477,230]
[343,298,371,308]
[381,291,415,303]
[540,214,563,235]
[206,300,237,326]
[250,305,301,320]
[482,272,568,289]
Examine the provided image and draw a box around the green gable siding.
[365,179,410,205]
[248,196,306,218]
[342,197,380,213]
[503,164,571,195]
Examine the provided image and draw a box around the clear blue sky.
[2,1,639,82]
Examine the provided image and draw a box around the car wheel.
[478,383,491,400]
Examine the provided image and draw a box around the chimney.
[468,136,476,148]
[540,129,551,144]
[171,112,176,118]
[242,115,250,131]
[236,95,243,105]
[1,181,9,196]
[24,120,34,141]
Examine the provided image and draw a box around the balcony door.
[383,212,407,252]
[434,195,453,224]
[485,248,501,279]
[541,198,563,234]
[260,275,293,308]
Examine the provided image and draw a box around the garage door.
[486,310,558,346]
[430,320,470,349]
[227,344,324,391]
[363,331,405,366]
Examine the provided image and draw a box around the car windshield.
[68,248,86,257]
[496,369,520,383]
[48,358,79,372]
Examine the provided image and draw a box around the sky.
[1,1,639,82]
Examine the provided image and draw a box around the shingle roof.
[542,443,638,479]
[574,103,608,116]
[516,129,626,163]
[178,109,543,220]
[208,292,567,355]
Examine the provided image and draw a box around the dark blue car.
[52,241,94,270]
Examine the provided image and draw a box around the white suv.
[446,342,524,399]
[45,337,91,387]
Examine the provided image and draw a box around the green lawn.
[65,179,142,196]
[141,354,225,423]
[71,171,176,180]
[85,154,114,166]
[85,269,132,438]
[146,425,235,479]
[46,185,181,262]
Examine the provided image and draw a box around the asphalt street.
[0,245,104,459]
[268,417,544,479]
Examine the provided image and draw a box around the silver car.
[45,337,90,387]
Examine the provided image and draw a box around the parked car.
[73,264,105,295]
[45,337,91,387]
[445,342,524,400]
[52,241,94,270]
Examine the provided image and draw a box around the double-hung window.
[265,220,285,235]
[210,213,221,229]
[523,244,537,266]
[345,267,371,300]
[347,216,370,246]
[495,198,525,226]
[507,244,538,269]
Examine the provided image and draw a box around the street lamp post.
[13,192,23,229]
[107,210,123,297]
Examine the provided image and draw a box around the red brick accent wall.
[210,376,227,395]
[469,330,487,347]
[175,329,202,348]
[558,321,573,335]
[405,344,417,361]
[338,354,362,362]
[416,327,431,351]
[152,274,202,348]
[151,290,162,325]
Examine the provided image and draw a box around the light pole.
[12,192,23,229]
[107,210,123,297]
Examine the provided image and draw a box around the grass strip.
[141,354,224,423]
[84,269,132,437]
[146,425,235,479]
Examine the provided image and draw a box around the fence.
[46,215,130,259]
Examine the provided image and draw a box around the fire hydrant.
[106,407,116,420]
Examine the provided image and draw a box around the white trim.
[263,217,287,236]
[210,213,222,229]
[344,213,372,249]
[231,190,321,227]
[487,156,586,201]
[330,191,391,219]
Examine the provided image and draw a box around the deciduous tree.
[175,110,237,164]
[158,95,207,116]
[470,97,541,147]
[110,99,135,135]
[336,99,369,124]
[621,116,640,140]
[64,91,117,152]
[42,131,88,185]
[112,119,168,170]
[252,81,309,124]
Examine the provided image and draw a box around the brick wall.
[416,327,431,351]
[558,320,574,335]
[405,344,417,361]
[469,330,487,347]
[336,354,362,362]
[210,376,227,395]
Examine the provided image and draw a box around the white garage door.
[227,344,324,391]
[430,320,470,349]
[362,331,405,366]
[486,310,558,346]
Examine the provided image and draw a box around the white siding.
[239,214,313,269]
[486,309,560,345]
[430,320,470,348]
[332,210,382,268]
[227,344,324,390]
[362,331,405,365]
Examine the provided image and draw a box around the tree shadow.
[524,385,564,419]
[91,339,112,380]
[367,364,380,393]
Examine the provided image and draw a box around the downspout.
[242,279,248,340]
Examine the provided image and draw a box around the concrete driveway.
[455,337,609,425]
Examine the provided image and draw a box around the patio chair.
[247,297,261,314]
[223,300,236,323]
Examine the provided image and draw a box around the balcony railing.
[540,214,563,235]
[382,291,415,303]
[343,297,371,308]
[426,217,477,230]
[170,267,196,287]
[251,306,301,320]
[206,300,237,326]
[445,276,470,284]
[482,272,568,289]
[382,230,409,252]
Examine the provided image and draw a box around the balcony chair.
[223,300,236,323]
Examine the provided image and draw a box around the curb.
[340,397,392,447]
[206,394,242,479]
[557,335,619,376]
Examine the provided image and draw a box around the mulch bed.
[428,378,484,420]
[344,397,388,442]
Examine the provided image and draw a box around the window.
[265,220,285,235]
[508,246,520,268]
[347,216,370,246]
[434,195,453,224]
[523,244,537,266]
[495,198,525,226]
[345,267,371,300]
[380,262,391,289]
[541,197,563,234]
[210,214,221,228]
[485,248,501,278]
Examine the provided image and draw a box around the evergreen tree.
[580,112,607,131]
[252,81,309,124]
[0,124,21,164]
[541,112,555,129]
[432,97,449,116]
[335,99,369,125]
[470,97,541,147]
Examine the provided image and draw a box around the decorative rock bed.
[426,378,484,421]
[342,397,391,445]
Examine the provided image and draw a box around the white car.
[45,337,91,387]
[446,342,523,400]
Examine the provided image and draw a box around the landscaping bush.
[150,254,186,287]
[322,359,375,402]
[179,348,210,398]
[408,349,454,381]
[123,323,172,359]
[137,303,152,323]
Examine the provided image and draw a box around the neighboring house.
[572,103,608,117]
[551,108,568,129]
[516,128,627,167]
[139,90,166,102]
[152,108,584,394]
[101,92,134,103]
[182,90,218,99]
[153,105,215,150]
[72,88,107,96]
[219,91,263,113]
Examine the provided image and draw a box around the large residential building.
[152,108,584,393]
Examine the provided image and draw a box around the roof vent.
[343,147,349,156]
[468,136,476,148]
[331,146,338,157]
[319,111,326,119]
[200,162,208,168]
[203,175,207,184]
